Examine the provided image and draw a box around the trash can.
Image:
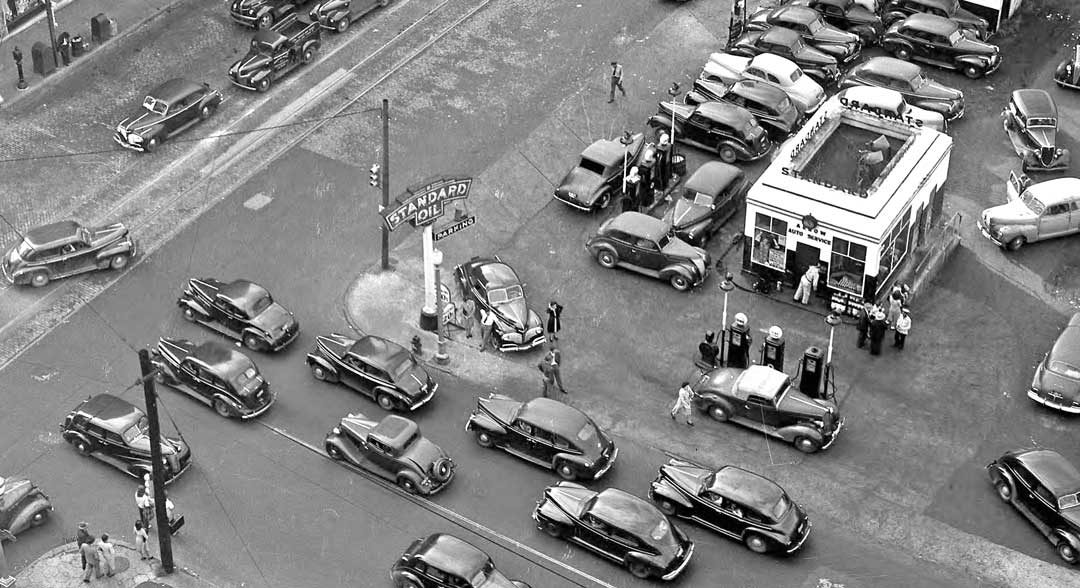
[91,13,118,44]
[71,36,88,57]
[672,154,686,177]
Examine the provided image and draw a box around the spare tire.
[431,457,453,483]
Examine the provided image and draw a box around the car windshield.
[487,285,523,305]
[946,29,963,45]
[656,234,671,249]
[122,417,150,445]
[248,294,273,316]
[687,191,716,206]
[1019,191,1046,215]
[142,95,168,116]
[1048,360,1080,379]
[770,493,793,520]
[790,37,807,53]
[778,96,793,112]
[650,517,671,541]
[742,119,761,137]
[468,561,496,586]
[232,366,263,397]
[1060,493,1080,509]
[389,353,418,380]
[805,17,823,34]
[15,240,35,260]
[579,157,606,176]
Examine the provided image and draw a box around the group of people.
[621,132,673,214]
[856,284,913,356]
[75,522,120,583]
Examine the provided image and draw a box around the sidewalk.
[14,540,224,588]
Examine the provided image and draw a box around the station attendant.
[793,264,822,305]
[894,308,912,350]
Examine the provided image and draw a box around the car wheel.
[1005,236,1026,252]
[199,103,216,121]
[475,430,494,448]
[670,274,691,291]
[155,370,167,384]
[73,439,92,455]
[596,250,618,269]
[596,189,612,210]
[1057,541,1079,564]
[109,253,130,270]
[335,18,349,33]
[400,580,421,588]
[540,519,563,538]
[256,13,273,29]
[744,532,770,554]
[243,333,265,351]
[717,145,737,164]
[708,404,729,422]
[256,77,271,93]
[29,272,50,288]
[302,46,315,64]
[794,436,820,454]
[397,476,419,494]
[995,477,1015,502]
[213,398,233,419]
[893,47,911,61]
[656,498,678,516]
[555,461,576,481]
[963,64,983,79]
[377,392,396,411]
[30,508,49,527]
[145,136,160,153]
[325,443,343,460]
[626,560,651,580]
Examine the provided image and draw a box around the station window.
[828,238,866,296]
[751,213,787,271]
[877,210,911,290]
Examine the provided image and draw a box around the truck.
[228,14,321,92]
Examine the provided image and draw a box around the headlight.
[332,427,341,435]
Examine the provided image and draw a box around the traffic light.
[369,164,381,188]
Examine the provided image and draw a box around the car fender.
[7,497,51,535]
[535,500,574,527]
[775,424,825,444]
[177,297,210,317]
[374,385,405,404]
[306,355,339,378]
[327,8,349,24]
[851,24,880,44]
[127,462,153,480]
[740,526,786,547]
[250,69,272,83]
[242,327,270,345]
[395,469,422,487]
[213,393,243,417]
[10,265,48,284]
[647,114,674,132]
[659,264,697,283]
[1054,529,1080,553]
[95,243,135,266]
[465,412,506,435]
[995,223,1035,242]
[269,3,295,20]
[649,480,693,511]
[325,433,361,462]
[390,570,424,587]
[552,451,590,471]
[882,11,905,27]
[587,241,619,258]
[302,39,321,55]
[62,430,91,448]
[955,54,991,68]
[696,393,733,415]
[986,463,1015,491]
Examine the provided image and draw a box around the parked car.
[1054,46,1080,91]
[881,13,1001,79]
[553,133,645,211]
[683,78,803,138]
[2,220,137,288]
[585,212,711,291]
[747,5,862,61]
[1001,89,1070,172]
[790,0,884,46]
[693,365,843,453]
[324,412,454,495]
[646,101,772,163]
[532,482,694,580]
[977,172,1080,251]
[229,0,311,29]
[883,0,989,40]
[391,533,532,588]
[0,476,52,539]
[1029,313,1080,413]
[177,277,300,352]
[839,56,964,121]
[835,86,946,131]
[113,79,223,153]
[60,394,192,483]
[986,449,1080,564]
[648,459,810,554]
[454,257,545,352]
[661,162,747,246]
[307,332,438,411]
[729,27,842,85]
[151,337,275,420]
[229,15,321,92]
[310,0,388,33]
[466,394,618,481]
[702,52,825,116]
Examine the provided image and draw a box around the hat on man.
[78,521,88,529]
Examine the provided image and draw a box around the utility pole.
[381,98,391,270]
[44,0,59,71]
[138,349,174,574]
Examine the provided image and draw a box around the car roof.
[474,260,519,288]
[902,13,959,35]
[685,162,743,195]
[1025,178,1080,206]
[732,79,789,104]
[582,137,633,167]
[348,335,410,368]
[762,26,802,44]
[605,211,671,241]
[733,365,790,401]
[751,52,799,74]
[696,101,756,126]
[518,398,589,435]
[841,86,904,109]
[856,56,922,80]
[369,415,419,448]
[217,279,270,308]
[589,488,666,536]
[24,220,84,248]
[1048,312,1080,367]
[415,534,489,579]
[709,466,786,514]
[149,78,202,105]
[75,394,143,432]
[1015,449,1080,497]
[192,341,253,381]
[773,5,818,24]
[910,0,950,10]
[1010,89,1056,118]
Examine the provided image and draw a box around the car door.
[577,513,622,558]
[212,296,243,334]
[506,419,543,463]
[339,354,373,392]
[168,92,199,133]
[200,367,232,405]
[628,237,664,270]
[684,112,710,145]
[698,490,746,537]
[176,359,204,398]
[363,436,398,480]
[744,394,783,428]
[1037,203,1073,239]
[53,241,92,276]
[528,426,559,466]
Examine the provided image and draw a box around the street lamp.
[824,312,841,399]
[719,272,734,366]
[620,130,634,196]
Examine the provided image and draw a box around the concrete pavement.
[15,540,221,588]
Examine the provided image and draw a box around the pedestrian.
[639,143,657,209]
[670,381,695,426]
[623,166,641,212]
[607,61,626,103]
[886,285,904,328]
[894,307,911,349]
[656,132,672,191]
[856,301,873,348]
[698,331,719,368]
[546,300,563,342]
[460,297,477,339]
[479,308,497,352]
[97,534,116,577]
[868,309,887,356]
[546,343,567,395]
[143,473,154,500]
[793,263,821,305]
[76,521,94,571]
[134,520,152,560]
[538,358,557,398]
[136,486,153,530]
[80,536,100,583]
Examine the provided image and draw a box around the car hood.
[792,44,836,65]
[659,459,710,492]
[660,101,694,122]
[1023,127,1056,149]
[491,299,533,331]
[250,302,295,334]
[311,0,346,14]
[478,569,525,588]
[1061,508,1080,530]
[661,237,706,261]
[235,0,266,9]
[812,26,859,44]
[315,333,352,359]
[89,223,130,246]
[543,483,594,518]
[952,36,996,55]
[983,199,1037,224]
[233,51,271,76]
[477,394,521,425]
[0,477,40,504]
[402,437,448,473]
[776,390,836,419]
[556,168,604,202]
[909,78,963,102]
[117,110,167,135]
[663,198,711,230]
[847,6,881,26]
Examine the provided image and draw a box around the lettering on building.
[838,96,924,128]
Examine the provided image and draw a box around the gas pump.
[798,346,824,399]
[761,326,785,371]
[727,313,752,369]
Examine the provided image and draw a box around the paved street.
[2,0,1080,586]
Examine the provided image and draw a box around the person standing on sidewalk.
[608,61,626,103]
[546,343,567,395]
[886,285,904,328]
[894,307,912,350]
[134,520,152,560]
[546,300,563,342]
[868,309,887,356]
[81,537,100,582]
[460,297,477,339]
[538,358,557,398]
[479,308,497,352]
[670,381,696,426]
[638,143,657,210]
[622,165,641,212]
[136,486,153,531]
[856,302,873,348]
[96,534,116,577]
[76,521,94,571]
[793,263,821,305]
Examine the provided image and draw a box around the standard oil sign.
[382,177,473,231]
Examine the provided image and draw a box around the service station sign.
[382,177,473,231]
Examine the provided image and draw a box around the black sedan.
[151,337,275,420]
[454,257,545,352]
[987,449,1080,564]
[683,78,802,138]
[882,13,1001,79]
[2,220,137,288]
[391,534,531,588]
[177,278,300,351]
[647,101,771,163]
[585,212,710,291]
[661,162,746,247]
[747,5,862,62]
[532,482,694,580]
[882,0,989,40]
[307,332,438,411]
[790,0,883,46]
[114,78,223,152]
[839,56,964,121]
[1002,89,1070,173]
[325,412,454,495]
[729,27,841,86]
[553,133,645,211]
[649,459,811,554]
[1029,312,1080,413]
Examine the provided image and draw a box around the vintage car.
[883,0,990,40]
[747,5,863,61]
[151,337,275,420]
[391,533,532,588]
[553,133,645,211]
[229,0,312,29]
[661,162,747,246]
[987,449,1080,564]
[177,278,300,352]
[693,365,844,453]
[978,173,1080,251]
[683,78,803,138]
[533,482,694,580]
[839,56,964,120]
[307,332,438,411]
[1001,89,1070,172]
[702,52,826,116]
[310,0,388,33]
[881,13,1001,79]
[114,79,223,153]
[585,212,711,291]
[454,257,546,352]
[1054,45,1080,90]
[324,412,454,495]
[60,394,192,483]
[835,86,946,131]
[790,0,884,46]
[0,476,52,539]
[466,394,618,481]
[649,459,810,554]
[2,220,137,288]
[228,15,321,92]
[1029,313,1080,413]
[729,27,842,85]
[646,101,772,163]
